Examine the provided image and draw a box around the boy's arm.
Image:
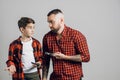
[5,44,16,74]
[36,41,43,68]
[6,44,15,67]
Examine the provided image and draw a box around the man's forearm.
[52,52,82,62]
[65,54,82,62]
[42,66,49,79]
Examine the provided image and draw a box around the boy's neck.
[20,36,32,42]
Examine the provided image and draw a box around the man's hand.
[5,65,16,75]
[42,78,47,80]
[52,52,82,62]
[52,52,67,59]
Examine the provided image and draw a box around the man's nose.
[49,23,53,28]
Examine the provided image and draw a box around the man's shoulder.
[66,26,86,41]
[66,26,82,35]
[43,31,53,38]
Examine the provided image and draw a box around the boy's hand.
[5,65,16,75]
[31,62,41,68]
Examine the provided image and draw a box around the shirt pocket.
[48,40,58,53]
[60,40,75,55]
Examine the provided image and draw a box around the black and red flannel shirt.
[43,25,90,80]
[6,37,43,80]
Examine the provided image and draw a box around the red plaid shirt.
[43,25,90,80]
[6,37,43,80]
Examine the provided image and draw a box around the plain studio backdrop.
[0,0,120,80]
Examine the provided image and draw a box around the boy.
[5,17,43,80]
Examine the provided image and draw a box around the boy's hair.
[18,17,35,28]
[47,9,63,16]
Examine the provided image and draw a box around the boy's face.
[20,23,35,38]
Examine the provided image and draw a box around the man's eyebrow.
[47,20,53,23]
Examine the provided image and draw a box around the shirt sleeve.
[37,41,43,64]
[43,36,50,67]
[74,31,90,62]
[6,44,15,67]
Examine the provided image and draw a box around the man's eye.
[49,21,52,23]
[48,21,54,24]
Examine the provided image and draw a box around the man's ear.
[60,17,64,24]
[19,27,24,33]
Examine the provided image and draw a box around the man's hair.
[18,17,35,28]
[47,9,63,16]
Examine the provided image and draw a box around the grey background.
[0,0,120,80]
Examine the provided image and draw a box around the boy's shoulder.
[9,37,41,49]
[10,37,21,45]
[10,37,40,45]
[32,37,40,43]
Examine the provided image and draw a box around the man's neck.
[57,25,64,35]
[56,25,64,40]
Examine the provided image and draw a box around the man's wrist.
[42,77,47,79]
[64,55,70,60]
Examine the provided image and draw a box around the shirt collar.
[17,36,34,43]
[61,25,67,37]
[50,25,68,37]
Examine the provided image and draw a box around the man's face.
[20,23,35,37]
[47,14,61,33]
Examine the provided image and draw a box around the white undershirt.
[21,39,37,73]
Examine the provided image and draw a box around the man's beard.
[51,26,60,33]
[51,29,59,33]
